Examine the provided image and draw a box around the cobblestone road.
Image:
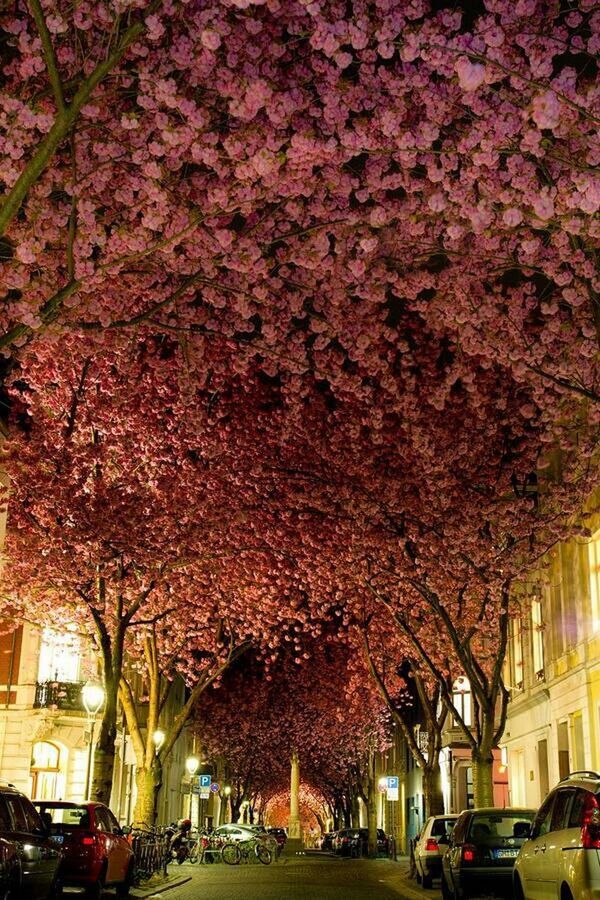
[135,856,440,900]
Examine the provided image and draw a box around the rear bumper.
[420,857,442,877]
[460,869,513,895]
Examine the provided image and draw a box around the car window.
[18,797,43,833]
[431,818,456,837]
[105,809,121,832]
[35,805,88,826]
[467,813,534,840]
[568,790,591,828]
[4,796,27,831]
[532,795,555,839]
[452,814,469,843]
[550,790,575,832]
[94,807,113,833]
[0,797,13,831]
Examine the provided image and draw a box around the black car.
[320,831,337,852]
[337,827,388,857]
[441,807,535,900]
[0,784,61,898]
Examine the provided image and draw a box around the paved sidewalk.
[130,871,192,898]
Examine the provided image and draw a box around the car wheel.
[560,887,574,900]
[422,872,433,890]
[513,874,525,900]
[441,872,454,900]
[86,867,106,900]
[115,861,134,898]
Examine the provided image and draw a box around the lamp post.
[223,785,231,825]
[152,730,165,753]
[82,681,105,800]
[185,756,199,820]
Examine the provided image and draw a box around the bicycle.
[238,838,272,866]
[197,834,241,865]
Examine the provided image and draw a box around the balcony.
[33,681,85,712]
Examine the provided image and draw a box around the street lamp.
[185,756,199,777]
[185,756,199,819]
[82,681,105,800]
[152,730,165,753]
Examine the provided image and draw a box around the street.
[135,857,442,900]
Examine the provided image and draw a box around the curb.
[130,874,192,898]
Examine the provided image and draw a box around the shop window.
[37,628,81,683]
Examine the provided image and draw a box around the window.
[94,807,113,833]
[588,531,600,632]
[30,741,63,801]
[537,739,550,801]
[568,790,589,828]
[531,597,545,677]
[452,677,472,728]
[558,721,570,780]
[510,617,524,690]
[18,797,43,833]
[550,790,574,832]
[572,712,585,770]
[532,795,554,839]
[5,795,27,831]
[37,628,81,683]
[0,797,12,831]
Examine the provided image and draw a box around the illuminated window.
[30,741,65,800]
[531,597,545,678]
[589,532,600,632]
[37,628,81,683]
[452,677,472,728]
[510,617,524,690]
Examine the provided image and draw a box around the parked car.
[415,814,459,888]
[513,770,600,900]
[333,827,388,857]
[213,823,271,845]
[332,828,353,854]
[267,827,287,847]
[0,784,61,899]
[34,800,134,899]
[441,807,536,899]
[320,830,337,852]
[352,828,389,857]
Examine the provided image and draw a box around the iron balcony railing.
[33,680,86,711]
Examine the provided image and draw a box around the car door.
[519,794,555,899]
[19,796,60,889]
[446,812,468,893]
[540,789,576,898]
[104,807,131,883]
[4,793,47,900]
[95,806,119,883]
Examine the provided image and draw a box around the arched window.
[452,676,472,728]
[30,741,64,800]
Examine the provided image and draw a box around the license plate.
[52,835,64,844]
[495,848,518,858]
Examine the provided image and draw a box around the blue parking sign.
[386,776,398,789]
[199,774,212,788]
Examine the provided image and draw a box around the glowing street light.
[152,730,166,753]
[81,681,105,800]
[185,756,199,777]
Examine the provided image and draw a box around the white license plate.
[495,849,518,858]
[52,835,64,844]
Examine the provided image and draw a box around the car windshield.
[467,813,534,842]
[431,818,456,837]
[35,805,89,827]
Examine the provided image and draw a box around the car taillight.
[581,794,600,849]
[73,832,97,846]
[425,838,438,851]
[342,836,349,843]
[462,844,477,863]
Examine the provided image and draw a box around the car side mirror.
[513,822,532,839]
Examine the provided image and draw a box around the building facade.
[502,522,600,809]
[0,619,193,825]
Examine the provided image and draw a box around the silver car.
[415,814,459,888]
[514,771,600,899]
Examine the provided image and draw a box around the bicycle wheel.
[222,843,241,866]
[189,841,199,864]
[255,844,272,865]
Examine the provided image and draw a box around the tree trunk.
[90,681,117,804]
[133,765,162,827]
[366,777,378,859]
[351,793,361,828]
[472,749,495,807]
[423,762,445,817]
